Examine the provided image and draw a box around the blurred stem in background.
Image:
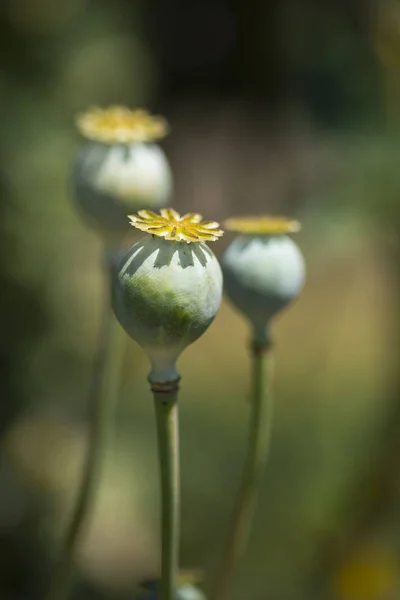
[152,383,180,600]
[45,259,125,600]
[211,341,274,600]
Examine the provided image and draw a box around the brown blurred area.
[1,0,400,598]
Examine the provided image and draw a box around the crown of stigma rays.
[76,106,168,144]
[224,215,301,235]
[112,208,224,384]
[128,209,223,243]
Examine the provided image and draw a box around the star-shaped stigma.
[128,209,223,243]
[76,106,168,144]
[224,215,301,235]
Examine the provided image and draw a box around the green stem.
[46,264,125,600]
[211,341,274,600]
[152,384,180,600]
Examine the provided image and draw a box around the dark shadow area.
[120,236,212,275]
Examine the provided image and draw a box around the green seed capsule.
[73,142,172,232]
[221,216,305,343]
[141,582,207,600]
[112,210,224,383]
[71,107,172,243]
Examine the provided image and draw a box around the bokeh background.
[1,0,400,598]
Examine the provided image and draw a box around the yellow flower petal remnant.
[76,106,168,144]
[128,209,224,243]
[224,215,301,235]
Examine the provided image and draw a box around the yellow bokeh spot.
[334,545,398,600]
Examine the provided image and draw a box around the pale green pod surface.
[175,585,207,600]
[72,141,172,233]
[142,583,207,600]
[112,235,223,382]
[222,234,305,331]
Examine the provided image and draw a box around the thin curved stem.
[46,265,125,600]
[211,341,274,600]
[152,383,180,600]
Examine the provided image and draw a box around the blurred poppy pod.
[72,106,172,244]
[139,570,207,599]
[112,209,224,384]
[143,584,207,600]
[221,216,305,344]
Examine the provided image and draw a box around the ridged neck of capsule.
[145,345,181,385]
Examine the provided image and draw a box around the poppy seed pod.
[112,209,224,384]
[142,583,206,600]
[221,216,305,344]
[72,107,172,241]
[139,571,207,600]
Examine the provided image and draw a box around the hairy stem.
[152,382,180,600]
[211,341,274,600]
